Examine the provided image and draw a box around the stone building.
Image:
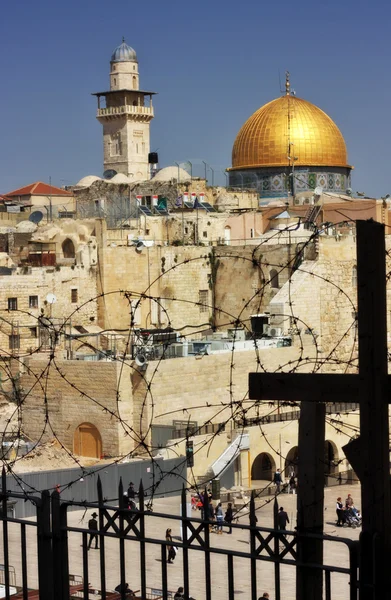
[0,219,98,356]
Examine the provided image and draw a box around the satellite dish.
[314,187,323,196]
[29,211,44,224]
[103,169,118,180]
[135,241,144,253]
[135,353,148,369]
[46,293,57,304]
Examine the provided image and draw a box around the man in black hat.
[88,512,99,550]
[127,482,137,509]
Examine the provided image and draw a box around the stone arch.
[270,268,279,288]
[74,422,102,458]
[62,238,75,259]
[285,445,299,475]
[251,452,276,481]
[324,439,338,476]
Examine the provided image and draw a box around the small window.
[29,327,38,338]
[203,231,207,238]
[71,289,78,303]
[199,290,209,313]
[29,295,38,309]
[352,265,357,287]
[113,78,117,86]
[270,269,279,289]
[8,298,17,311]
[9,334,20,350]
[184,227,189,234]
[250,228,255,238]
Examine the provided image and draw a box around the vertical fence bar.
[21,523,28,600]
[138,481,147,598]
[161,544,168,600]
[97,477,106,600]
[273,497,281,600]
[118,479,126,600]
[82,532,89,600]
[1,468,10,600]
[349,541,359,600]
[249,493,257,600]
[181,487,190,599]
[203,490,212,600]
[52,490,69,600]
[37,490,53,600]
[325,571,331,600]
[228,554,234,600]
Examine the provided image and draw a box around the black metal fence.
[0,469,359,600]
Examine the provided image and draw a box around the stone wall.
[20,358,134,457]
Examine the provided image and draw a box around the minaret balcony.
[97,105,154,118]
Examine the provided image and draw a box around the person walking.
[215,503,224,534]
[273,469,283,494]
[258,594,270,599]
[224,502,233,534]
[208,501,215,532]
[87,512,99,550]
[166,528,176,564]
[277,507,289,531]
[288,473,296,494]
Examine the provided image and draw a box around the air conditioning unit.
[269,327,283,337]
[227,328,246,341]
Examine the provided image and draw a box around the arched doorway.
[324,440,338,476]
[74,422,102,458]
[285,446,299,475]
[251,452,276,481]
[62,238,75,259]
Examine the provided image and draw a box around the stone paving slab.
[1,484,361,599]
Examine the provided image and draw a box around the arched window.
[62,238,75,259]
[270,269,279,289]
[133,76,137,89]
[352,265,357,287]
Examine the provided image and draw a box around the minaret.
[92,39,156,181]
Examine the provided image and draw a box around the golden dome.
[231,95,350,170]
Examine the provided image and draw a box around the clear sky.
[1,0,390,196]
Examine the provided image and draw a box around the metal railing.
[0,469,360,600]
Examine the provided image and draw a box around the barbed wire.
[0,216,378,515]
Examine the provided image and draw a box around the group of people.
[192,491,234,534]
[336,493,361,527]
[273,469,297,494]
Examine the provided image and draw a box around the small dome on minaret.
[111,39,137,63]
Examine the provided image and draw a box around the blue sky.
[1,0,390,196]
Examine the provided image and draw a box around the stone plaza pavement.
[3,484,361,599]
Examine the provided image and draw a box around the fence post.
[36,490,53,600]
[51,490,69,600]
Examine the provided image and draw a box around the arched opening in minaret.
[62,238,75,259]
[133,76,137,89]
